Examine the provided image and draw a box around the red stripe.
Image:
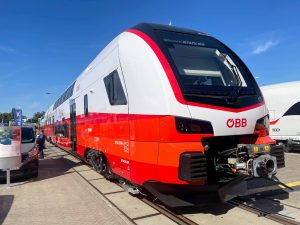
[126,29,186,104]
[270,118,280,125]
[126,29,265,113]
[187,101,265,113]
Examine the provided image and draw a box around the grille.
[270,145,285,168]
[179,152,207,181]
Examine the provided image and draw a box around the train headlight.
[175,117,213,134]
[255,115,269,137]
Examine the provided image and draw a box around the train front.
[128,24,285,206]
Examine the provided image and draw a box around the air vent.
[179,152,207,181]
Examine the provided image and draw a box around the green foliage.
[0,112,13,123]
[0,111,44,124]
[27,111,45,123]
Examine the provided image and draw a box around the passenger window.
[55,123,69,138]
[283,102,300,116]
[104,70,127,105]
[84,94,88,116]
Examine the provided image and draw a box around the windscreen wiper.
[215,50,242,102]
[228,65,243,102]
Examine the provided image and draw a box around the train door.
[52,116,55,139]
[103,67,130,179]
[70,99,77,152]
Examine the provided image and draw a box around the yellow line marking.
[279,181,300,189]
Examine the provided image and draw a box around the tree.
[0,112,13,124]
[27,111,45,123]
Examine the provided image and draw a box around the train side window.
[283,102,300,116]
[55,123,69,138]
[84,94,88,116]
[104,70,127,105]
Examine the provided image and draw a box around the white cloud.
[251,40,279,55]
[0,45,17,54]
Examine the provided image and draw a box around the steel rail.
[140,197,198,225]
[228,199,299,225]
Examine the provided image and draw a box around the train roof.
[261,80,300,90]
[131,23,208,37]
[47,23,214,114]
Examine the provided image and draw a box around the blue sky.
[0,0,299,117]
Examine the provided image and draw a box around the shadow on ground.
[174,187,290,216]
[0,195,14,224]
[0,147,84,185]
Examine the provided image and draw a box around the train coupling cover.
[218,143,287,202]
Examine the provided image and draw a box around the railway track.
[48,143,300,225]
[228,198,299,225]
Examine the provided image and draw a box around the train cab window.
[84,94,88,116]
[158,31,255,96]
[283,102,300,116]
[104,70,127,105]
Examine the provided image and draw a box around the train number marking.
[226,118,247,128]
[121,159,129,164]
[272,128,280,132]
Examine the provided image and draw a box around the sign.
[12,108,22,126]
[226,118,247,128]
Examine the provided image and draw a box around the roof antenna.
[169,20,172,26]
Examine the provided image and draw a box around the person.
[36,129,46,159]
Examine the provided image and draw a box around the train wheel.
[86,150,102,172]
[86,149,116,180]
[104,160,117,181]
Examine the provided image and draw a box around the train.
[41,23,284,206]
[261,81,300,152]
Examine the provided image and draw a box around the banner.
[13,108,22,126]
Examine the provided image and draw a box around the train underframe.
[66,134,285,208]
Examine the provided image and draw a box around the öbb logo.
[226,118,247,128]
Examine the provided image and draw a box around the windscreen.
[21,128,34,143]
[158,31,255,95]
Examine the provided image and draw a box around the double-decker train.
[41,23,284,206]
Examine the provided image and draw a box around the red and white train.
[41,23,284,204]
[261,81,300,152]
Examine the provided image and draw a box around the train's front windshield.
[158,31,255,96]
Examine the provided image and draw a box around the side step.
[143,182,220,209]
[120,181,143,195]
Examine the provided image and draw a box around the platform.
[0,146,132,225]
[0,144,300,225]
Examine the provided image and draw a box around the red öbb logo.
[226,118,247,128]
